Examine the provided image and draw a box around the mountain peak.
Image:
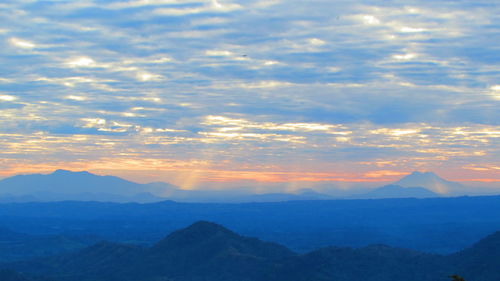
[151,220,294,261]
[183,220,234,236]
[53,169,71,174]
[394,171,462,194]
[410,170,428,175]
[409,171,438,177]
[0,169,170,201]
[51,169,92,176]
[155,221,236,248]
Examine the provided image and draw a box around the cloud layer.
[1,0,499,189]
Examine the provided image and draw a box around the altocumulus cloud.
[0,0,499,188]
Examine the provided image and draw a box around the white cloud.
[392,53,417,60]
[8,37,35,49]
[65,95,87,101]
[1,0,499,184]
[66,57,96,67]
[136,72,163,82]
[262,60,279,66]
[308,38,326,46]
[205,50,233,56]
[362,15,380,25]
[490,85,500,100]
[81,118,106,128]
[107,0,204,9]
[400,26,426,33]
[0,95,17,102]
[153,1,241,16]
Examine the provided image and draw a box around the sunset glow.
[0,0,499,191]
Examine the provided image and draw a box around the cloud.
[0,0,499,187]
[0,95,17,102]
[153,0,241,16]
[8,37,36,49]
[106,0,205,10]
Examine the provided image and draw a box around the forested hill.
[2,221,499,281]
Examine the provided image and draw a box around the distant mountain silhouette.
[5,221,500,281]
[0,169,495,203]
[0,170,336,203]
[0,170,177,203]
[353,184,439,199]
[394,171,464,194]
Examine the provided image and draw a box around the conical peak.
[183,221,232,234]
[52,169,72,174]
[409,171,437,177]
[153,221,237,251]
[397,171,450,183]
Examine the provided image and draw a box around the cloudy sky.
[1,0,499,190]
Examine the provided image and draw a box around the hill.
[275,245,448,281]
[9,221,294,281]
[4,221,500,281]
[449,231,500,281]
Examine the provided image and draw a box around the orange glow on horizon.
[1,159,499,189]
[458,178,500,182]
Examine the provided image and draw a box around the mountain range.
[0,170,476,203]
[0,169,176,203]
[3,221,499,281]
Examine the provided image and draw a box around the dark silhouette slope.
[4,221,500,281]
[143,221,294,281]
[8,221,293,281]
[276,245,448,281]
[448,231,500,281]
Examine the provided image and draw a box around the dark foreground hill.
[449,231,500,281]
[3,221,500,281]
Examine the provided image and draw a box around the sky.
[0,0,499,190]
